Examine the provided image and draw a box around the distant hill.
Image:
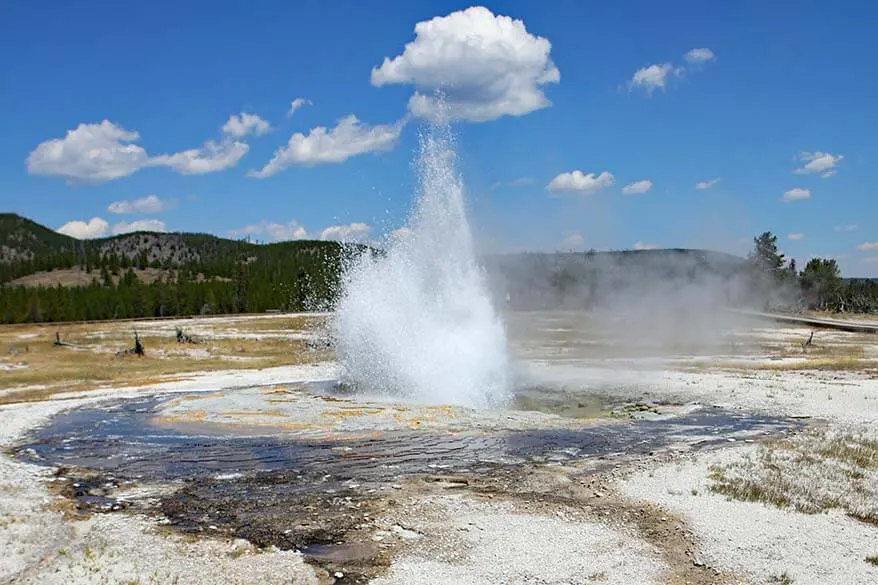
[0,212,350,285]
[0,213,354,323]
[1,213,873,322]
[0,213,80,263]
[483,248,752,310]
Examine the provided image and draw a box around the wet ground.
[11,382,799,580]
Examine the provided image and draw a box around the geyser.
[333,118,510,408]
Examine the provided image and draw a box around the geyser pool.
[333,119,509,408]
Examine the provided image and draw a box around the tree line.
[0,243,350,324]
[748,232,878,313]
[0,231,875,324]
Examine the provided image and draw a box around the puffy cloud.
[111,219,167,235]
[546,170,615,194]
[249,115,403,177]
[319,222,371,243]
[856,242,878,251]
[229,220,371,243]
[222,113,271,138]
[782,187,811,202]
[27,121,150,183]
[684,48,715,64]
[633,241,658,250]
[787,232,804,241]
[628,48,714,95]
[834,224,858,232]
[228,220,308,242]
[152,139,249,175]
[621,179,652,195]
[28,117,254,183]
[267,221,308,241]
[107,194,169,215]
[389,227,413,240]
[695,178,721,190]
[57,217,110,239]
[370,6,559,122]
[794,151,843,178]
[287,98,311,117]
[629,63,675,94]
[562,232,584,249]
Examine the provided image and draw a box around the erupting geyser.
[333,118,510,408]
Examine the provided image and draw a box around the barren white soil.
[1,312,877,584]
[619,445,878,585]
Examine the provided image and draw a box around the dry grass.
[807,310,878,322]
[0,315,332,405]
[10,267,172,288]
[708,424,878,524]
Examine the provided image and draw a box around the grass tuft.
[708,424,878,524]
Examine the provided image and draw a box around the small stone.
[334,571,344,579]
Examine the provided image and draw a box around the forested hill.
[1,215,876,323]
[0,213,345,283]
[0,213,356,323]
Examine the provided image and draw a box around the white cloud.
[28,121,151,183]
[562,232,584,249]
[782,187,811,202]
[633,241,658,250]
[390,227,413,240]
[287,98,311,117]
[546,170,615,194]
[222,113,271,138]
[787,232,804,241]
[107,194,169,215]
[856,242,878,252]
[57,217,110,239]
[491,177,535,190]
[249,115,403,177]
[370,6,559,122]
[834,224,859,232]
[695,178,721,190]
[794,151,843,178]
[111,219,167,235]
[266,221,308,241]
[228,220,308,242]
[28,117,254,183]
[629,63,674,94]
[153,139,249,175]
[684,48,715,64]
[621,179,652,195]
[319,222,371,243]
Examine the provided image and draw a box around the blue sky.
[1,0,877,275]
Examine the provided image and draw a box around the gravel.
[370,494,666,585]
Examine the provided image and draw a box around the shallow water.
[15,391,795,486]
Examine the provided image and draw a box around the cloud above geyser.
[371,6,560,122]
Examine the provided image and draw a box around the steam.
[333,116,510,408]
[486,250,801,357]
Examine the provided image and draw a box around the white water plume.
[333,119,510,408]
